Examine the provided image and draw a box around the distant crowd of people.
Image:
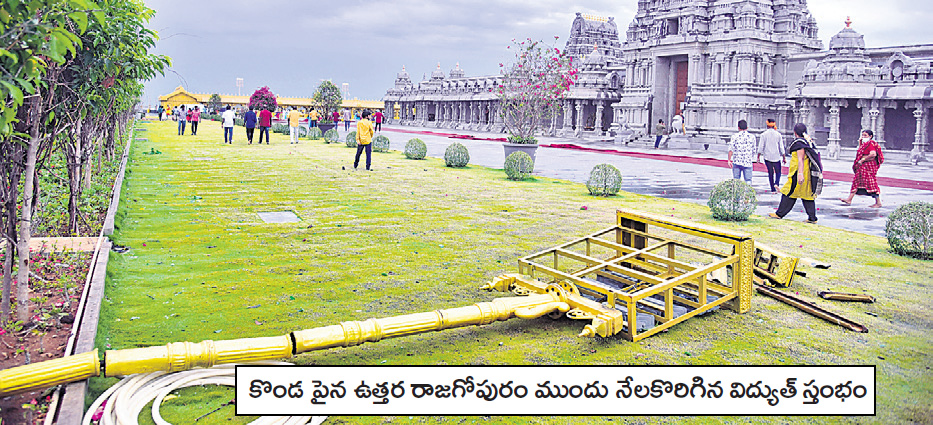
[159,104,386,170]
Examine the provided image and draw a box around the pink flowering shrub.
[497,37,578,143]
[249,86,278,112]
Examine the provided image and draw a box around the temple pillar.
[737,53,753,83]
[797,100,811,133]
[911,102,927,163]
[563,100,574,128]
[764,58,774,86]
[857,99,871,138]
[869,108,880,142]
[805,99,819,142]
[823,99,849,159]
[877,100,897,147]
[713,59,722,85]
[689,54,702,85]
[575,101,584,137]
[595,102,605,135]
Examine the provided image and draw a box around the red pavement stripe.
[382,127,508,142]
[542,144,933,192]
[377,128,933,191]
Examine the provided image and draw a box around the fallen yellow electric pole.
[0,209,756,398]
[0,287,569,397]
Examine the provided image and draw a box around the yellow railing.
[507,209,754,341]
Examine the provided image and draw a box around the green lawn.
[92,120,933,424]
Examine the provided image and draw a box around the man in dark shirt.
[258,108,273,144]
[244,106,258,144]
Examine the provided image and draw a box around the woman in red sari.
[840,129,883,208]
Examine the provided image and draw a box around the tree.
[249,86,277,111]
[0,1,100,137]
[497,37,577,143]
[0,1,98,320]
[54,0,168,234]
[208,93,222,114]
[312,81,342,123]
[0,0,168,320]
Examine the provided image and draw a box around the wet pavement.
[376,124,933,238]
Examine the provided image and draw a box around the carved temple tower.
[614,0,823,142]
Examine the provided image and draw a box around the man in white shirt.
[221,106,236,144]
[727,119,756,184]
[757,119,786,193]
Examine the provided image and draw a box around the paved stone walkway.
[376,124,933,237]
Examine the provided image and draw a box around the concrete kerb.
[47,120,137,424]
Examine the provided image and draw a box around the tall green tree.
[313,80,342,122]
[497,37,578,143]
[208,93,222,114]
[54,0,168,234]
[0,0,99,320]
[0,0,167,321]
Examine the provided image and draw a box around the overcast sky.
[140,0,933,107]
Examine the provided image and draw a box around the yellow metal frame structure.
[0,209,756,398]
[753,243,800,287]
[494,209,754,342]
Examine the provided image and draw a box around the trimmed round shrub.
[272,123,289,134]
[444,142,470,167]
[586,163,623,196]
[885,201,932,260]
[504,151,534,181]
[405,138,427,159]
[308,127,323,140]
[345,131,358,147]
[324,129,339,143]
[707,179,757,221]
[372,134,391,152]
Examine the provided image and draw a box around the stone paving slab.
[380,124,933,237]
[29,237,99,252]
[257,211,301,223]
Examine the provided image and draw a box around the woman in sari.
[840,129,883,208]
[769,123,822,223]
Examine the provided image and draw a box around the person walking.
[258,107,272,144]
[190,106,201,135]
[158,105,164,121]
[332,110,340,133]
[653,119,666,149]
[354,110,374,170]
[840,129,883,208]
[309,108,319,129]
[769,123,823,223]
[728,119,756,184]
[176,106,186,135]
[287,107,300,144]
[757,119,786,192]
[244,106,258,144]
[374,110,385,132]
[221,105,235,144]
[343,108,352,131]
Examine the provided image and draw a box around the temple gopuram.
[382,2,933,163]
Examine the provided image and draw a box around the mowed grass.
[92,120,932,424]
